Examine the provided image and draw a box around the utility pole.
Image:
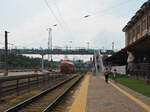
[112,42,114,51]
[4,31,8,76]
[47,28,52,61]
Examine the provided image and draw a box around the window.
[142,18,146,31]
[62,63,68,66]
[136,25,140,35]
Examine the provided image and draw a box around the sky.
[0,0,147,61]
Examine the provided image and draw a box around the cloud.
[92,31,125,50]
[4,0,133,60]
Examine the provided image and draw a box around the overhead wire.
[44,0,144,51]
[95,0,133,15]
[53,1,67,28]
[84,0,145,18]
[44,0,78,48]
[81,0,145,50]
[53,1,76,40]
[44,0,64,30]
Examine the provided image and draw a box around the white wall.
[111,66,126,74]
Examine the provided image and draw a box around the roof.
[105,33,150,65]
[122,1,150,32]
[61,61,74,65]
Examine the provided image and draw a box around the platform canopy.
[105,33,150,65]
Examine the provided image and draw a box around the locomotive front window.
[62,63,68,66]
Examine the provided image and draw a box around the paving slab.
[86,75,149,112]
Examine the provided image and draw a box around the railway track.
[1,73,68,97]
[4,75,83,112]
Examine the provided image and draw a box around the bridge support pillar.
[41,54,44,72]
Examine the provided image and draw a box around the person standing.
[104,68,109,83]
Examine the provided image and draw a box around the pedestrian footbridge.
[0,48,114,55]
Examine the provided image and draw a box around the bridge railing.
[7,48,102,53]
[0,48,114,55]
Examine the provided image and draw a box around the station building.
[123,1,150,46]
[105,1,150,83]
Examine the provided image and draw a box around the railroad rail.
[4,75,83,112]
[0,72,68,99]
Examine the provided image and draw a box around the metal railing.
[0,73,67,100]
[0,48,114,55]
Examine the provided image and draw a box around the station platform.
[69,73,150,112]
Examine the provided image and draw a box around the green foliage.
[0,53,54,69]
[110,74,150,97]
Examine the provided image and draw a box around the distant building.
[123,1,150,47]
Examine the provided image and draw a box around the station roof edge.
[122,1,150,32]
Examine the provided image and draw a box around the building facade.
[120,1,150,83]
[123,1,150,47]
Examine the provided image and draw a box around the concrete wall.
[111,66,126,75]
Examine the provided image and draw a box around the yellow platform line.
[69,75,90,112]
[109,81,150,112]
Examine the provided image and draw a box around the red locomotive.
[60,61,75,73]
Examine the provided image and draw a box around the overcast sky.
[0,0,147,61]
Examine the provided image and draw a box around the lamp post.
[47,24,57,70]
[47,28,52,61]
[83,15,91,18]
[47,24,57,61]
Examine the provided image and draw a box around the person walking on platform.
[104,68,109,83]
[113,69,117,82]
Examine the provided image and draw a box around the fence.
[0,73,66,101]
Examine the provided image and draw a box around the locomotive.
[60,61,75,73]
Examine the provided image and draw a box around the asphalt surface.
[86,75,150,112]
